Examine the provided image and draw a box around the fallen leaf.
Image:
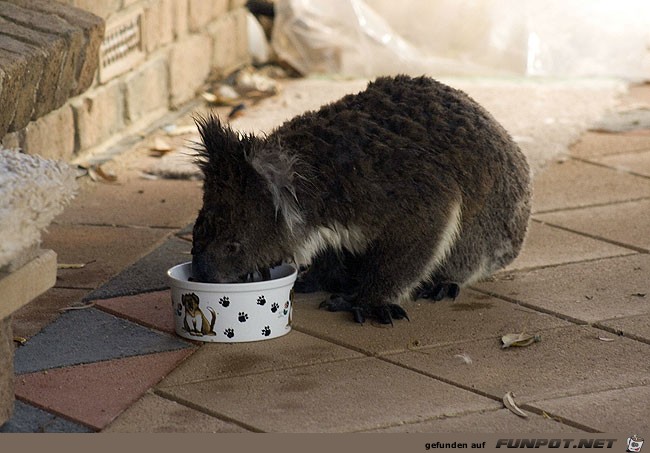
[57,263,87,269]
[59,302,96,312]
[501,332,541,349]
[454,353,473,364]
[598,336,615,342]
[150,137,174,155]
[87,165,118,183]
[164,124,198,136]
[13,336,27,346]
[503,391,528,418]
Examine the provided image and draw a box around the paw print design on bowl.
[168,262,297,343]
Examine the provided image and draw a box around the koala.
[191,75,531,325]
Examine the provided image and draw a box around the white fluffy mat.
[146,77,627,179]
[0,148,78,268]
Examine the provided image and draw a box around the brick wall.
[1,0,250,162]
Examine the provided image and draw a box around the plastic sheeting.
[272,0,650,80]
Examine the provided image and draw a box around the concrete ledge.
[0,249,57,321]
[0,248,57,426]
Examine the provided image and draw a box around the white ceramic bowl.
[167,262,297,343]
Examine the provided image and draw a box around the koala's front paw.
[319,295,409,325]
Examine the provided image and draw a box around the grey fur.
[191,75,531,323]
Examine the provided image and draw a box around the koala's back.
[271,75,530,286]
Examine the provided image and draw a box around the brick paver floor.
[2,83,649,433]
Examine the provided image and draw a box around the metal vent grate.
[98,9,145,83]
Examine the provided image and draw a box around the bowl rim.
[167,261,297,293]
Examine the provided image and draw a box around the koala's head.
[190,115,304,283]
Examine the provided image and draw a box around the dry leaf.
[57,263,87,269]
[13,336,27,346]
[501,332,541,349]
[598,336,615,342]
[150,137,174,155]
[57,260,95,270]
[164,124,198,136]
[454,353,473,364]
[87,165,118,183]
[503,391,528,418]
[59,302,96,312]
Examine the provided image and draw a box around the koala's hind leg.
[294,248,359,294]
[320,203,462,324]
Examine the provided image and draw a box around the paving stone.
[589,149,650,178]
[505,221,634,271]
[102,392,248,432]
[475,254,650,324]
[84,236,192,301]
[0,400,93,433]
[159,331,363,387]
[598,313,650,344]
[42,224,171,290]
[11,287,88,340]
[533,385,650,433]
[292,290,569,356]
[535,199,650,252]
[14,308,192,374]
[53,178,202,228]
[15,349,194,430]
[94,290,175,334]
[385,325,650,404]
[158,357,500,432]
[570,131,650,158]
[366,408,584,433]
[531,159,650,213]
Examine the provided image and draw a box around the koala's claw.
[416,282,460,301]
[319,295,409,325]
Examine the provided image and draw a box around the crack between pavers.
[532,195,650,216]
[151,388,264,433]
[571,155,650,180]
[155,353,370,389]
[375,355,603,433]
[51,221,184,231]
[531,218,650,254]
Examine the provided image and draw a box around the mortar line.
[531,218,649,254]
[532,195,650,215]
[571,155,650,180]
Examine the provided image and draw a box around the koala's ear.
[193,114,243,175]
